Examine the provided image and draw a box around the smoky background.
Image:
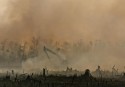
[0,0,125,72]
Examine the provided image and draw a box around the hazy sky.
[0,0,125,42]
[0,0,125,71]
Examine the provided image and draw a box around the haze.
[0,0,125,72]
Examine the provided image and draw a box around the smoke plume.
[0,0,125,72]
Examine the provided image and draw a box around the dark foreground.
[0,75,125,87]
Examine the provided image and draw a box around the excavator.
[43,46,68,67]
[44,46,64,60]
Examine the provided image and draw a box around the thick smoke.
[0,0,125,72]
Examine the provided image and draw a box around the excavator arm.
[43,46,60,59]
